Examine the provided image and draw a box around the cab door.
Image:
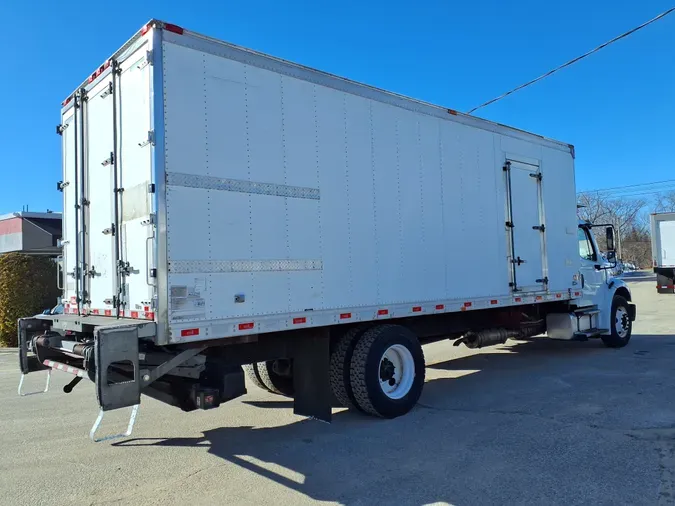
[576,225,606,307]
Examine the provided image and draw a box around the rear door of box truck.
[60,37,156,319]
[652,213,675,268]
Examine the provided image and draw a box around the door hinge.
[138,130,155,148]
[141,214,156,226]
[503,161,511,171]
[100,82,113,99]
[56,123,68,136]
[80,198,90,207]
[529,172,543,181]
[137,50,153,70]
[149,268,157,278]
[536,277,549,284]
[57,180,69,192]
[148,183,156,194]
[104,298,113,306]
[511,256,525,266]
[118,261,132,276]
[87,267,99,278]
[102,224,116,236]
[101,152,114,166]
[505,221,514,228]
[532,224,545,232]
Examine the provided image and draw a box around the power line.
[467,7,675,115]
[578,189,675,200]
[578,178,675,194]
[579,187,675,198]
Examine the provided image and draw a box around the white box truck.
[18,20,636,441]
[651,212,675,294]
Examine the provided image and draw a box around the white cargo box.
[59,20,580,345]
[651,212,675,268]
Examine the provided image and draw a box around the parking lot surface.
[1,276,674,506]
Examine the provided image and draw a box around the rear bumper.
[655,268,675,294]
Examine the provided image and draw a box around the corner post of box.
[94,324,141,411]
[149,20,170,345]
[290,328,332,423]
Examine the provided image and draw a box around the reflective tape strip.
[167,172,320,200]
[44,360,86,378]
[170,259,323,274]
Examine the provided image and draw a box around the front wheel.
[601,295,632,348]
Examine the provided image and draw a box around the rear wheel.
[601,295,632,348]
[349,324,425,418]
[243,363,268,391]
[256,359,295,397]
[329,326,369,409]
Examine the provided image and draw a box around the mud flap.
[18,318,52,374]
[94,324,141,411]
[291,329,331,423]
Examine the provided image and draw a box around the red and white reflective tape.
[43,360,86,378]
[72,308,157,320]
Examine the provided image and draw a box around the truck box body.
[60,21,579,346]
[651,212,675,293]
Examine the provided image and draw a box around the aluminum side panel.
[161,39,577,342]
[538,147,579,292]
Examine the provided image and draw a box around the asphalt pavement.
[0,278,674,506]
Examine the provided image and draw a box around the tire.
[601,295,632,348]
[330,326,369,409]
[349,324,425,418]
[243,363,269,392]
[257,360,295,397]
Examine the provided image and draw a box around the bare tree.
[577,193,647,253]
[655,191,675,213]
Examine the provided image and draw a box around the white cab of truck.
[651,212,675,294]
[18,19,636,442]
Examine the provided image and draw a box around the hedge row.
[0,253,60,347]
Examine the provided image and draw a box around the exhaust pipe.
[453,328,520,349]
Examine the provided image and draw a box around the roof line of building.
[0,211,62,221]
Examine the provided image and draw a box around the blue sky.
[0,0,673,214]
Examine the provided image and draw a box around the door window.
[578,227,596,261]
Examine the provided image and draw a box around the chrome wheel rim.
[615,306,630,338]
[379,345,415,399]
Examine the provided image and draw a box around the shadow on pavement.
[114,334,673,505]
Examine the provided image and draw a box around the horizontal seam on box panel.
[170,259,323,273]
[166,172,320,200]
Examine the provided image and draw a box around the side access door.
[504,159,547,293]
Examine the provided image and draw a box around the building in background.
[0,211,62,256]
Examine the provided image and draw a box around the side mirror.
[606,250,616,261]
[605,227,615,252]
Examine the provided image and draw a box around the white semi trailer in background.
[651,212,675,294]
[18,20,636,442]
